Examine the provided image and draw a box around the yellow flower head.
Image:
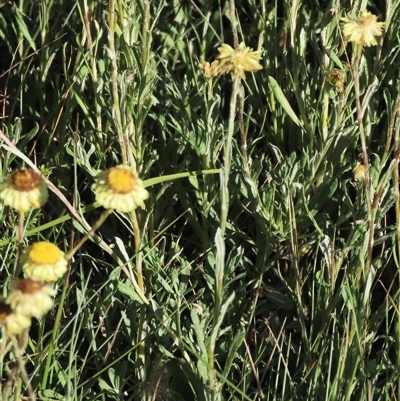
[21,242,67,282]
[198,60,220,79]
[329,68,346,93]
[0,168,48,212]
[353,163,365,182]
[216,42,262,79]
[342,11,385,47]
[7,279,55,319]
[92,165,149,213]
[0,301,31,336]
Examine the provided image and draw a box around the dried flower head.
[21,242,67,282]
[7,279,55,319]
[216,42,262,79]
[198,60,220,79]
[329,68,346,93]
[0,168,48,212]
[92,165,149,213]
[353,163,365,181]
[0,301,12,324]
[342,11,385,47]
[0,301,32,336]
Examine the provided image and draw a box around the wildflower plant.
[0,1,399,401]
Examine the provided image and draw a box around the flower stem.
[65,208,113,261]
[209,75,241,392]
[392,97,400,401]
[229,0,239,48]
[14,211,25,278]
[219,76,240,237]
[352,45,374,282]
[131,210,147,383]
[11,336,36,401]
[108,0,127,165]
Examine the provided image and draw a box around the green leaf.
[268,76,302,127]
[117,281,144,304]
[223,328,246,377]
[190,308,208,360]
[13,4,36,51]
[144,169,219,188]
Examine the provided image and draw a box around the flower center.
[107,168,136,194]
[16,278,43,294]
[359,15,374,28]
[10,169,42,192]
[29,242,61,265]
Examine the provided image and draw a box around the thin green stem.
[131,210,146,384]
[321,29,330,144]
[209,3,241,394]
[392,94,400,401]
[219,76,240,237]
[65,209,113,260]
[108,0,127,165]
[14,211,25,278]
[11,337,35,401]
[41,259,70,390]
[229,0,239,48]
[352,45,374,281]
[134,0,151,171]
[209,75,240,394]
[83,0,103,142]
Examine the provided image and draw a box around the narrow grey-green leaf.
[223,328,246,377]
[13,4,36,51]
[268,76,301,127]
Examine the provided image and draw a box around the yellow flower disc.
[92,165,149,213]
[22,242,67,282]
[28,242,61,265]
[107,168,138,194]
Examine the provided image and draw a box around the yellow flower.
[353,163,365,181]
[342,11,385,47]
[198,60,220,78]
[0,301,31,336]
[21,242,67,282]
[0,168,48,212]
[7,279,55,319]
[92,165,149,213]
[329,68,346,93]
[216,42,262,79]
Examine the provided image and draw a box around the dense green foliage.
[1,0,400,400]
